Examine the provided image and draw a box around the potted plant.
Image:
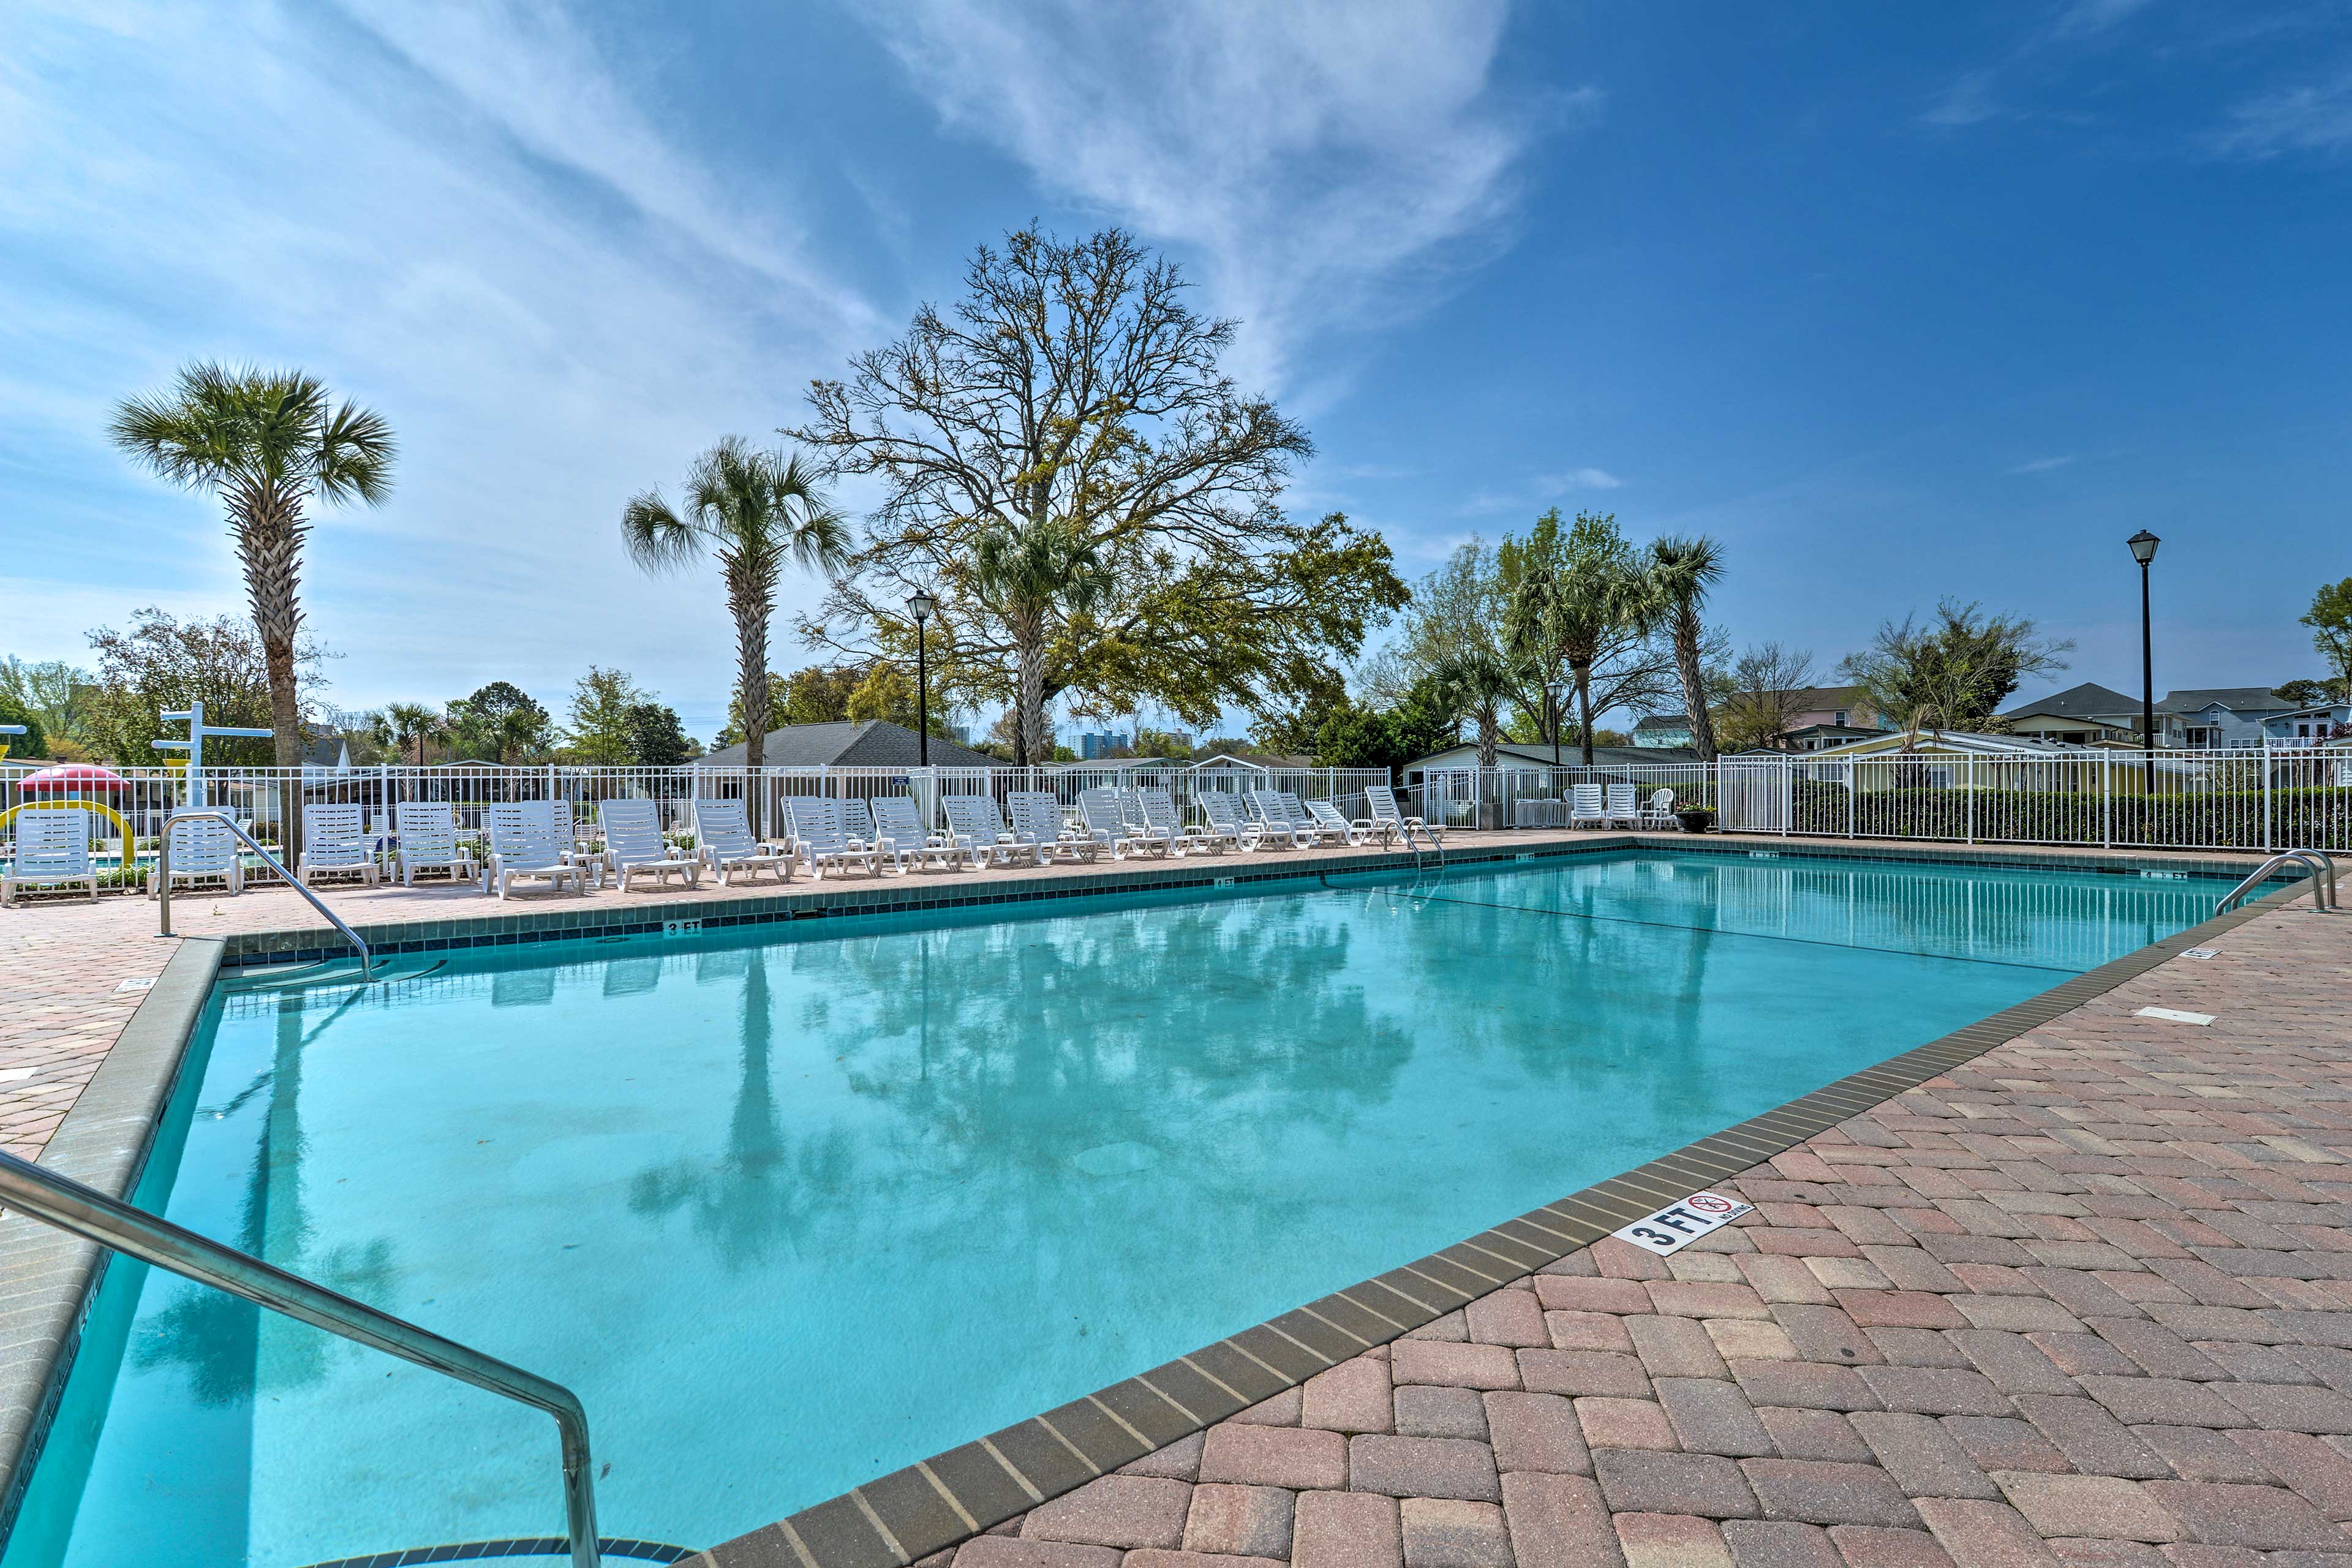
[1673,804,1716,834]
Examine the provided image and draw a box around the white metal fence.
[1408,745,2352,853]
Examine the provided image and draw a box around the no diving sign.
[1610,1191,1754,1256]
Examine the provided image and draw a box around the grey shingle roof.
[697,720,999,769]
[2002,682,2139,722]
[2157,687,2296,715]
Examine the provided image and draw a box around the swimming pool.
[7,850,2222,1566]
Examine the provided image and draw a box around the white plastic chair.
[602,799,699,891]
[1008,791,1096,862]
[1079,789,1166,858]
[4,807,99,905]
[1363,784,1443,846]
[298,803,379,888]
[1605,783,1643,829]
[1568,783,1610,829]
[1280,791,1350,847]
[1139,788,1221,854]
[694,798,789,886]
[873,795,973,871]
[1638,789,1679,829]
[484,804,586,899]
[149,810,244,898]
[941,794,1035,867]
[839,797,912,875]
[1304,798,1374,846]
[784,797,879,878]
[393,801,477,886]
[1200,791,1270,851]
[1246,790,1314,849]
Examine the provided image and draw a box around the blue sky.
[4,1,2348,743]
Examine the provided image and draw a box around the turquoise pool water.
[9,851,2220,1567]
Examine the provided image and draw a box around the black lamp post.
[2127,531,2160,796]
[908,590,936,766]
[1545,679,1566,768]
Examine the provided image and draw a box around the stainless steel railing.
[0,1148,600,1567]
[154,809,372,978]
[2216,849,2339,915]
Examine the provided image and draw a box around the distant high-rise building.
[1077,730,1130,760]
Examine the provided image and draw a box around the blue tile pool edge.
[0,842,2318,1563]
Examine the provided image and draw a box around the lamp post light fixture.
[2126,531,2160,797]
[907,591,937,767]
[1545,679,1567,769]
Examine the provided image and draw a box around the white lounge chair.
[941,794,1036,867]
[839,797,913,875]
[1638,788,1679,829]
[1139,788,1223,854]
[4,807,100,905]
[148,810,244,898]
[1568,783,1610,830]
[1363,784,1443,846]
[694,798,790,886]
[484,804,587,899]
[394,801,477,886]
[601,799,700,891]
[783,797,880,878]
[874,795,974,871]
[1605,783,1643,829]
[1008,791,1097,862]
[1200,791,1270,851]
[1246,790,1314,849]
[1280,791,1352,848]
[298,803,379,888]
[1303,797,1376,846]
[1079,788,1166,858]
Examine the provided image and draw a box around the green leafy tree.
[2274,678,2334,707]
[791,225,1402,754]
[843,660,949,734]
[0,658,96,748]
[566,666,648,764]
[375,702,443,764]
[1643,535,1725,761]
[108,363,394,767]
[443,681,554,764]
[782,665,863,726]
[1432,643,1524,769]
[1715,643,1819,752]
[81,609,316,766]
[1503,511,1669,764]
[2301,578,2352,703]
[623,703,695,765]
[0,698,47,759]
[1308,675,1462,778]
[622,437,848,834]
[1838,600,2071,741]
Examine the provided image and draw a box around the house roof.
[1408,740,1699,771]
[1632,714,1691,733]
[1811,729,2080,758]
[2003,682,2141,723]
[2157,687,2298,715]
[697,720,999,770]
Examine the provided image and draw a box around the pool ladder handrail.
[0,1147,601,1567]
[2215,848,2339,916]
[154,808,371,978]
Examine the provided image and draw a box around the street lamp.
[2127,531,2160,797]
[1545,679,1566,769]
[907,590,937,767]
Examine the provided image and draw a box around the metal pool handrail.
[155,808,372,978]
[2215,849,2339,916]
[0,1148,601,1567]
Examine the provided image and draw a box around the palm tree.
[1506,545,1644,765]
[381,702,443,765]
[1434,644,1520,769]
[110,363,396,769]
[969,517,1112,765]
[1644,535,1724,762]
[623,437,846,835]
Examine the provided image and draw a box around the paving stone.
[1837,1294,1973,1331]
[1593,1449,1761,1520]
[2076,1377,2252,1430]
[2208,1382,2352,1434]
[2138,1482,2352,1551]
[1759,1408,1875,1464]
[1632,1316,1737,1380]
[1306,1357,1398,1434]
[1350,1436,1502,1502]
[954,1537,1125,1568]
[1618,1512,1734,1568]
[1125,1551,1290,1568]
[1848,1412,2002,1500]
[1470,1289,1553,1349]
[1826,1526,1956,1568]
[1650,1283,1775,1322]
[1869,1330,1977,1371]
[2028,1334,2145,1380]
[2133,1425,2275,1484]
[1910,1499,2066,1568]
[1294,1490,1404,1568]
[1987,1474,2182,1543]
[1022,1476,1194,1549]
[1183,1485,1295,1559]
[1721,1520,1842,1568]
[1580,1398,1681,1452]
[1942,1416,2075,1476]
[2015,1395,2176,1479]
[1553,1312,1641,1355]
[1729,1361,1884,1413]
[1520,1351,1653,1400]
[1740,1460,1921,1529]
[2152,1545,2262,1568]
[1776,1306,1887,1367]
[1199,1425,1350,1491]
[1657,1379,1777,1458]
[1954,1298,2089,1335]
[1947,1332,2082,1396]
[1500,1473,1624,1568]
[1400,1499,1513,1568]
[1409,1311,1474,1344]
[2041,1539,2166,1568]
[1485,1392,1591,1476]
[1537,1277,1657,1316]
[1124,1432,1208,1481]
[2223,1430,2352,1518]
[2092,1322,2230,1382]
[1855,1366,2016,1418]
[1396,1343,1525,1392]
[1740,1257,1839,1306]
[1234,1389,1308,1426]
[1398,1385,1494,1441]
[1711,1321,1804,1363]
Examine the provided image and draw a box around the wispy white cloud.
[1456,467,1624,516]
[1539,466,1626,492]
[2049,0,2155,42]
[861,0,1571,393]
[2008,454,2078,473]
[2209,67,2352,157]
[1923,71,2005,128]
[0,0,879,731]
[1920,0,2153,129]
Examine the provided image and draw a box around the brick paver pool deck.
[1,832,2343,1568]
